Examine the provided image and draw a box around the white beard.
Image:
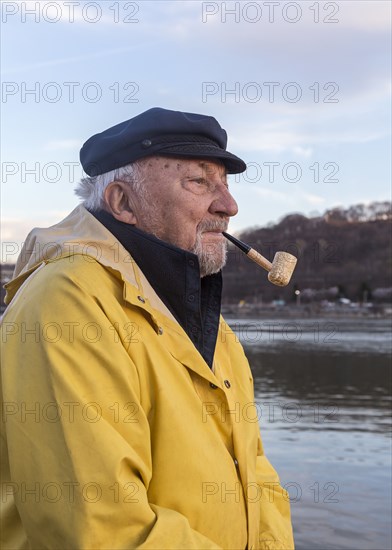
[190,220,228,277]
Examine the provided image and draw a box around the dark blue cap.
[80,107,246,176]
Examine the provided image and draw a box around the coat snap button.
[157,327,163,335]
[224,380,231,388]
[209,383,218,390]
[233,458,239,467]
[141,139,152,148]
[137,295,146,303]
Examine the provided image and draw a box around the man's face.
[131,157,238,277]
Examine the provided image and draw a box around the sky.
[1,0,391,263]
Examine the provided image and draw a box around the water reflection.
[227,317,391,550]
[247,348,391,436]
[228,317,392,355]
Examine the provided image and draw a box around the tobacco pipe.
[222,232,297,286]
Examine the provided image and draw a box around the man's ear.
[103,181,138,224]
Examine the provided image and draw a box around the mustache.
[197,219,229,233]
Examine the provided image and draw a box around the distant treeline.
[222,201,392,304]
[1,202,391,309]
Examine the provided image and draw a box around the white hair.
[74,161,146,211]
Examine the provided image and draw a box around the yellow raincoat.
[1,206,294,549]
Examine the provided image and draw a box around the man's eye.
[182,177,214,195]
[191,178,207,185]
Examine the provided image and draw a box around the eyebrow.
[196,161,227,176]
[184,173,230,189]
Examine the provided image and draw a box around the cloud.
[226,97,389,155]
[253,186,325,206]
[11,1,119,25]
[1,211,70,263]
[0,45,150,75]
[302,192,326,206]
[254,187,294,202]
[292,146,313,158]
[200,0,390,31]
[337,1,391,31]
[44,139,80,151]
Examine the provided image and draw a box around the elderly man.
[1,108,294,549]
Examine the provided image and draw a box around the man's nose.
[209,185,239,217]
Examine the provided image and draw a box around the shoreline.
[222,304,391,320]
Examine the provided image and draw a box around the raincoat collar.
[89,208,222,368]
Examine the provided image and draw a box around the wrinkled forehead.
[141,155,227,179]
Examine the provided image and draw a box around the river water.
[226,316,391,550]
